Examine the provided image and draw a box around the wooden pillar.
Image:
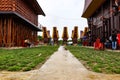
[110,0,115,30]
[0,17,2,47]
[7,17,12,47]
[11,18,14,47]
[3,17,7,47]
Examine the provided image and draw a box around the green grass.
[66,46,120,74]
[0,46,59,71]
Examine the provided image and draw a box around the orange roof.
[82,0,105,18]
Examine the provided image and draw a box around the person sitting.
[94,37,103,50]
[104,38,111,48]
[24,39,31,47]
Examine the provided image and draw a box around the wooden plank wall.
[0,16,38,47]
[0,0,38,26]
[87,0,120,46]
[15,0,38,25]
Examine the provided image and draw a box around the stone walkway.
[0,46,120,80]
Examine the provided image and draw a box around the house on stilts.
[0,0,45,47]
[82,0,120,46]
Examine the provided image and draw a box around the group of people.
[94,30,120,50]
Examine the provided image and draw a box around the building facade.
[0,0,45,47]
[82,0,120,45]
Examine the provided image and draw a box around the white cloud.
[37,0,88,40]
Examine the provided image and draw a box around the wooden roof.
[25,0,45,16]
[82,0,105,18]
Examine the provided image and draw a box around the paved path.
[27,46,120,80]
[0,46,120,80]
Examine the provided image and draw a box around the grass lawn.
[0,46,59,71]
[66,46,120,74]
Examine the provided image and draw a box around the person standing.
[117,30,120,49]
[111,31,117,50]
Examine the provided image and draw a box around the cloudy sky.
[37,0,88,40]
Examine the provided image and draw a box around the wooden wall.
[88,0,120,44]
[0,15,37,47]
[0,0,41,47]
[15,0,38,25]
[0,0,38,26]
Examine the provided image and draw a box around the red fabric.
[94,38,103,50]
[117,33,120,45]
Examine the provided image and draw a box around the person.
[117,30,120,49]
[104,38,111,48]
[111,31,117,50]
[94,37,103,50]
[24,39,31,47]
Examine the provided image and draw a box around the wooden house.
[82,0,120,45]
[52,27,59,44]
[71,26,78,44]
[0,0,45,47]
[47,30,51,44]
[62,27,69,44]
[42,27,49,44]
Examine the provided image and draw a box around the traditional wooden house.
[71,26,79,44]
[62,27,69,44]
[52,27,59,44]
[82,0,120,45]
[47,30,51,44]
[0,0,45,47]
[82,27,89,46]
[42,27,49,44]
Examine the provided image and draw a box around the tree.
[38,35,43,41]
